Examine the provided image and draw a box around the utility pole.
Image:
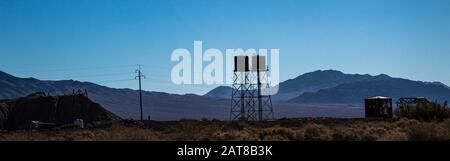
[135,65,146,121]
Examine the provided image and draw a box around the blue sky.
[1,0,450,94]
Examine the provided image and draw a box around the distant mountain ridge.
[273,70,392,101]
[2,70,450,120]
[0,71,228,120]
[290,78,450,104]
[206,70,450,103]
[206,70,394,100]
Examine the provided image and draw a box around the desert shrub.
[378,129,408,141]
[69,130,97,141]
[392,118,420,128]
[405,122,450,141]
[0,130,68,141]
[257,126,301,141]
[214,128,259,141]
[332,126,378,141]
[214,132,236,141]
[53,125,161,141]
[444,119,450,129]
[221,121,249,131]
[395,101,450,121]
[102,126,160,141]
[162,122,222,141]
[4,119,450,141]
[303,124,332,141]
[164,122,199,140]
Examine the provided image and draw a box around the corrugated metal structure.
[396,97,429,111]
[365,96,393,118]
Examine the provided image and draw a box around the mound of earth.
[1,93,121,130]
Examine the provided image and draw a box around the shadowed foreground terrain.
[1,118,449,141]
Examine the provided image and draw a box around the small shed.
[365,96,393,118]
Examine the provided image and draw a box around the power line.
[10,64,138,73]
[39,72,135,80]
[7,64,172,80]
[94,79,136,84]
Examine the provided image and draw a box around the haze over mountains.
[1,70,450,120]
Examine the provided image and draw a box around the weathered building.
[365,96,393,118]
[396,97,429,111]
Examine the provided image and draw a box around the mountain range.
[206,70,450,103]
[206,70,393,101]
[0,70,228,120]
[1,70,450,120]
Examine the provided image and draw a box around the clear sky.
[1,0,450,95]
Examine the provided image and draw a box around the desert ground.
[1,118,449,141]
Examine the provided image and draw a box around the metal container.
[365,96,393,118]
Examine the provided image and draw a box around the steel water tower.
[230,55,274,121]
